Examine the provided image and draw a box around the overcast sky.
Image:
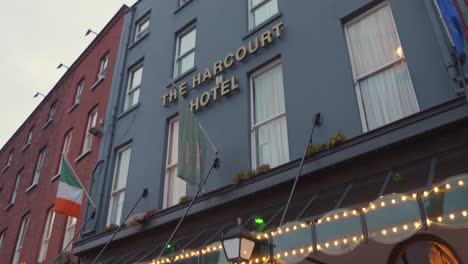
[0,0,137,148]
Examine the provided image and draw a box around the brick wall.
[0,6,126,264]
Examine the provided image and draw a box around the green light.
[166,244,172,249]
[254,217,264,225]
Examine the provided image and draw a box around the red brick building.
[0,6,127,264]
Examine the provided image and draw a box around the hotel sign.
[161,22,284,112]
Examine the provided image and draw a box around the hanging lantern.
[222,218,256,263]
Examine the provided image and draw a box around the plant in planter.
[102,223,118,233]
[232,171,249,185]
[143,209,158,222]
[255,164,270,176]
[54,251,71,264]
[327,132,348,150]
[306,144,326,159]
[179,195,193,205]
[126,213,147,227]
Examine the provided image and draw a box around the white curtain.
[347,4,418,130]
[360,63,418,130]
[253,63,289,168]
[165,119,186,208]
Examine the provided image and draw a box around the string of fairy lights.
[146,175,467,264]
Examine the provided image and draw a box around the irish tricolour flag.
[54,156,84,218]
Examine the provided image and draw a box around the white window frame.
[26,129,33,146]
[250,59,289,169]
[248,0,279,29]
[31,149,46,187]
[98,54,108,80]
[47,104,56,123]
[9,171,22,205]
[0,230,5,254]
[82,108,98,154]
[74,81,84,106]
[38,208,55,263]
[174,25,197,78]
[135,15,150,42]
[12,215,29,264]
[107,145,132,225]
[56,131,73,177]
[344,1,419,132]
[124,64,143,111]
[62,216,77,251]
[163,116,187,208]
[2,150,12,172]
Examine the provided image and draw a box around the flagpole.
[279,113,322,226]
[133,158,219,264]
[91,188,148,264]
[53,210,96,264]
[63,155,96,208]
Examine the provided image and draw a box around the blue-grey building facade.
[75,0,468,263]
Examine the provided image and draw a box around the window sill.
[51,173,60,182]
[90,77,104,91]
[68,103,79,113]
[129,33,149,50]
[1,164,9,173]
[167,67,197,88]
[242,12,282,40]
[174,0,193,14]
[117,103,140,120]
[4,203,14,211]
[21,143,30,152]
[42,120,53,129]
[75,150,91,163]
[26,183,38,193]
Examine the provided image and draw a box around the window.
[389,235,460,263]
[57,131,73,176]
[9,171,22,205]
[31,149,46,187]
[98,55,108,79]
[2,150,12,171]
[62,216,77,251]
[124,64,143,110]
[74,81,84,106]
[38,208,55,263]
[164,117,186,208]
[12,215,29,264]
[174,25,196,77]
[135,15,150,41]
[47,103,56,123]
[250,60,289,169]
[26,129,33,146]
[345,2,419,131]
[0,230,4,254]
[248,0,279,29]
[107,145,131,225]
[82,108,98,154]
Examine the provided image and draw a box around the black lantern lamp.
[222,218,256,263]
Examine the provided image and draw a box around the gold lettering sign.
[162,21,284,111]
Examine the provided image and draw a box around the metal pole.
[91,188,148,264]
[279,113,322,226]
[53,211,96,264]
[133,158,218,264]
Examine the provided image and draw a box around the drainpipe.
[88,6,136,233]
[424,0,460,92]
